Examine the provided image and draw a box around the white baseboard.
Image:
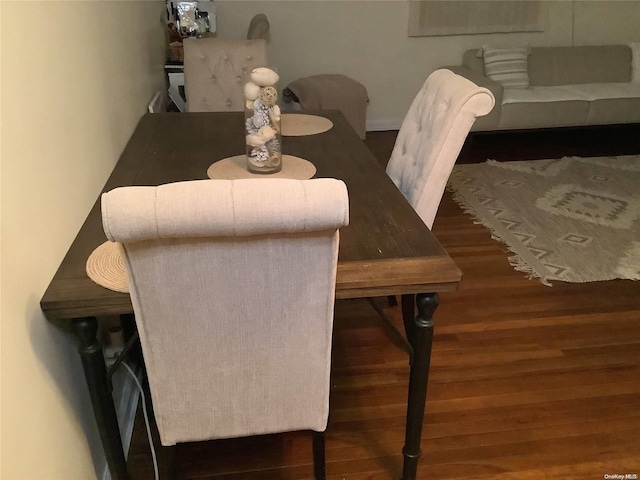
[366,118,403,132]
[101,364,142,480]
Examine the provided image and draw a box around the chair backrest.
[183,37,267,112]
[386,69,495,228]
[247,13,270,40]
[101,178,349,446]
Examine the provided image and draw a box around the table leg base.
[401,447,421,480]
[400,293,438,480]
[72,317,130,480]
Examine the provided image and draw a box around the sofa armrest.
[443,65,502,131]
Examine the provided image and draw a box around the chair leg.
[366,297,413,355]
[163,444,178,480]
[388,295,398,307]
[312,431,326,480]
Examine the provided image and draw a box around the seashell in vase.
[244,66,282,173]
[246,134,267,147]
[244,81,261,101]
[267,150,281,167]
[258,125,276,142]
[268,105,281,132]
[250,67,280,87]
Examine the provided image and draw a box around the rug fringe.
[507,253,553,287]
[448,187,553,287]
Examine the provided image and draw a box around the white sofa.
[445,44,640,132]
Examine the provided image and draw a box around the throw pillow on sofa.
[481,45,530,89]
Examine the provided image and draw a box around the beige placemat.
[86,241,129,293]
[281,114,333,136]
[207,154,316,180]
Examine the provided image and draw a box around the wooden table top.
[41,111,461,321]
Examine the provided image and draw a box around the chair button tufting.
[237,76,242,83]
[224,55,229,61]
[226,99,232,107]
[211,75,216,83]
[247,55,253,61]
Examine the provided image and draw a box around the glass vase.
[244,67,282,174]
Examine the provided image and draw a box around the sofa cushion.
[502,83,640,105]
[630,42,640,83]
[482,45,530,88]
[499,83,640,130]
[566,82,640,101]
[502,86,588,104]
[500,101,590,130]
[528,46,632,86]
[588,97,640,125]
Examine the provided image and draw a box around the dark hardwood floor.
[128,125,640,479]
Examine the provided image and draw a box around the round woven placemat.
[86,241,129,293]
[281,114,333,136]
[207,154,316,180]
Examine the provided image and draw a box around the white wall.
[0,1,166,478]
[215,0,640,130]
[573,0,640,45]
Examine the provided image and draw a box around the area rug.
[448,155,640,285]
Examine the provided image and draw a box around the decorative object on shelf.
[166,1,217,61]
[195,11,211,37]
[168,40,184,62]
[176,1,198,37]
[244,67,282,174]
[167,18,183,61]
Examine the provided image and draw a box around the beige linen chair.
[183,37,267,111]
[377,69,494,318]
[386,68,495,228]
[101,178,349,478]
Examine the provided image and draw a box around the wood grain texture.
[127,128,640,479]
[41,112,460,321]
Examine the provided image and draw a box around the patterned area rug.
[448,155,640,285]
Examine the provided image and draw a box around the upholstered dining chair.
[247,13,270,40]
[183,37,267,111]
[101,178,349,479]
[386,68,495,229]
[373,69,494,326]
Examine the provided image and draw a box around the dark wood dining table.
[41,111,462,480]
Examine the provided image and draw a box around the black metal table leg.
[401,294,416,358]
[400,293,438,480]
[72,317,130,480]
